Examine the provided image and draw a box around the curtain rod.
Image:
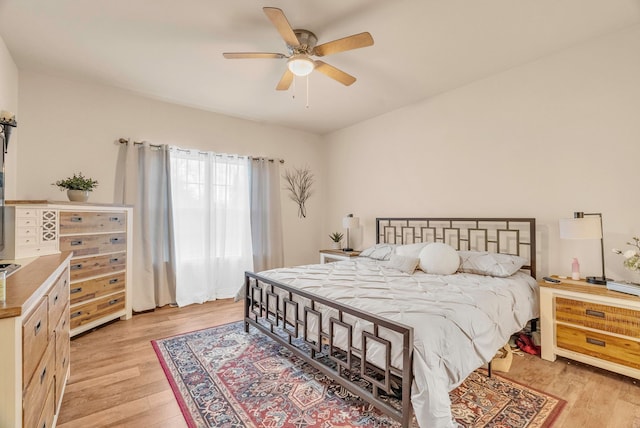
[117,138,284,163]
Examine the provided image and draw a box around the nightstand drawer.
[69,252,127,281]
[59,211,126,234]
[70,292,126,330]
[557,324,640,369]
[60,233,127,256]
[70,272,126,305]
[555,297,640,337]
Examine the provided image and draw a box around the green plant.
[329,232,344,243]
[53,172,99,191]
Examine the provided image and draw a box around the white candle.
[0,110,15,122]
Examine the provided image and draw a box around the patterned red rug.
[152,321,565,427]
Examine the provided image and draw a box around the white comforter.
[257,257,539,428]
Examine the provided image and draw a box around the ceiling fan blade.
[314,61,356,86]
[276,69,294,91]
[313,32,374,57]
[263,7,300,47]
[223,52,286,59]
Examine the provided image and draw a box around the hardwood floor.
[57,299,640,427]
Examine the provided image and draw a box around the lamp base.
[342,248,354,252]
[586,276,610,285]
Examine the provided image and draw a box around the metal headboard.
[376,217,536,276]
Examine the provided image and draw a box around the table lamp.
[559,211,609,284]
[342,214,359,252]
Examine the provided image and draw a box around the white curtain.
[170,149,253,306]
[115,142,176,311]
[250,158,284,272]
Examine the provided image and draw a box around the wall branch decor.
[283,166,314,218]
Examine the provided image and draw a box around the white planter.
[67,189,90,202]
[331,241,341,250]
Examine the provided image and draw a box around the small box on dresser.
[539,277,640,380]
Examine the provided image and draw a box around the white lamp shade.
[287,55,315,76]
[559,217,602,240]
[343,216,360,229]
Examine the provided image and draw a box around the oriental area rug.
[152,321,565,428]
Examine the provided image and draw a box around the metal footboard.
[244,271,414,427]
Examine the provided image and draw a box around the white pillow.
[358,243,397,261]
[387,254,420,274]
[457,251,527,277]
[395,242,430,259]
[419,243,460,275]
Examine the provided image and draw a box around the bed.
[243,217,538,427]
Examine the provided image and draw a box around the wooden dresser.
[539,277,640,380]
[2,201,133,336]
[0,252,72,428]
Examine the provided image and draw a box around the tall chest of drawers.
[58,208,132,336]
[0,253,72,428]
[539,278,640,380]
[4,201,133,336]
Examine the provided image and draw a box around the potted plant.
[329,232,344,250]
[53,172,99,202]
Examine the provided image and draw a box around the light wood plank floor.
[57,299,640,427]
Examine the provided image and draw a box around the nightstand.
[319,249,361,264]
[539,276,640,380]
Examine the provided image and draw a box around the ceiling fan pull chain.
[306,75,310,109]
[292,76,296,100]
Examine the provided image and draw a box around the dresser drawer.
[48,269,69,334]
[54,303,70,406]
[557,324,640,369]
[69,252,127,281]
[70,292,126,330]
[23,340,55,428]
[16,207,38,218]
[23,298,49,385]
[60,232,127,256]
[34,382,56,428]
[70,272,126,305]
[17,226,38,237]
[555,297,640,337]
[60,211,127,234]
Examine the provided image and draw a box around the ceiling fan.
[223,7,374,90]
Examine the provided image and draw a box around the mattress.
[257,256,539,428]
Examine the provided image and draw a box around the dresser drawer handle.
[108,299,120,305]
[70,240,83,246]
[70,263,83,270]
[70,216,83,222]
[41,422,47,428]
[109,217,120,222]
[53,293,59,303]
[34,320,42,335]
[110,257,120,264]
[110,237,122,244]
[40,367,47,384]
[70,311,82,319]
[585,309,605,318]
[586,337,606,347]
[109,278,119,284]
[70,287,82,294]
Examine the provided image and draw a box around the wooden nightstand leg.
[539,288,557,362]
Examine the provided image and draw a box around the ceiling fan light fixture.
[287,54,314,76]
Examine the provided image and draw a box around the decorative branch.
[283,166,314,218]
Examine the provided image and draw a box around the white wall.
[0,36,19,199]
[324,25,640,282]
[17,71,326,267]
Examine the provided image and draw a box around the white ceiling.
[1,0,639,135]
